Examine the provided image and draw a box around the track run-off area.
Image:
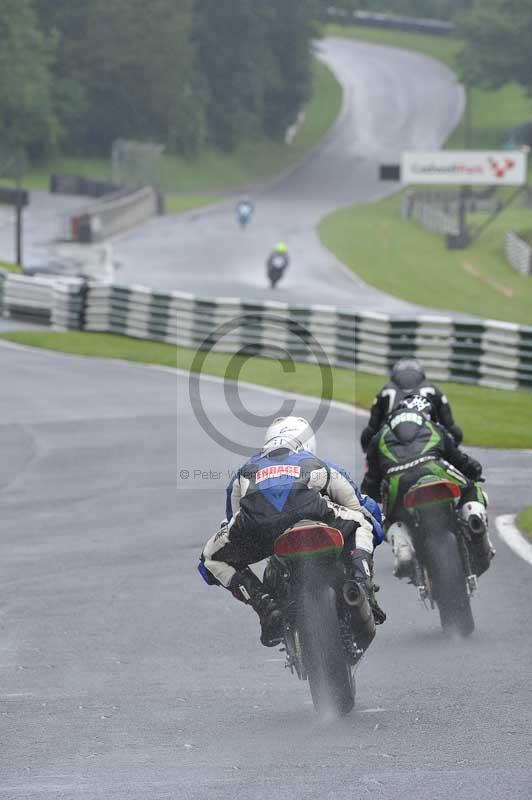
[0,38,531,800]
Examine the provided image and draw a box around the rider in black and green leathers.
[361,396,494,577]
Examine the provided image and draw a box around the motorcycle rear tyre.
[298,585,355,715]
[425,530,474,637]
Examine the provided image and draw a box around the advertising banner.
[402,151,528,186]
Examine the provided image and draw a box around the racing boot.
[229,568,283,647]
[351,549,386,626]
[461,501,495,577]
[386,521,415,579]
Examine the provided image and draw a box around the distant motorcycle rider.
[199,416,385,647]
[360,358,463,452]
[361,395,494,580]
[266,242,289,287]
[236,198,254,228]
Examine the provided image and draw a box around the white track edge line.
[495,514,532,566]
[0,337,368,417]
[3,339,531,439]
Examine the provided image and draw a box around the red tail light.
[404,480,461,508]
[274,524,344,558]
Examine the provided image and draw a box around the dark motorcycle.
[263,521,375,716]
[389,475,479,636]
[267,253,288,288]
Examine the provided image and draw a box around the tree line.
[1,0,320,162]
[0,0,528,166]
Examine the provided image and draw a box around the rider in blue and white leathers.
[224,461,383,535]
[199,416,385,646]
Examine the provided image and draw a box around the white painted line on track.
[177,367,369,417]
[0,337,369,418]
[496,514,532,566]
[2,340,530,446]
[359,707,386,714]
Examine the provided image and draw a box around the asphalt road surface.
[1,343,531,799]
[0,36,529,800]
[111,38,463,312]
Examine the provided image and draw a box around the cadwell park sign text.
[401,151,528,186]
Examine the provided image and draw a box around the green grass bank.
[1,330,530,449]
[516,506,532,540]
[0,261,21,274]
[319,193,532,326]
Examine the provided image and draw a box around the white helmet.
[262,416,316,455]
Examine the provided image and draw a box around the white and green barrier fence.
[0,271,87,328]
[1,271,531,390]
[82,285,532,391]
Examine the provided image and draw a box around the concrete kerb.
[495,514,532,567]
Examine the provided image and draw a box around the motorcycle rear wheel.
[424,529,474,637]
[298,585,355,716]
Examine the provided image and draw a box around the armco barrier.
[324,7,454,35]
[505,231,532,276]
[1,272,530,390]
[50,174,122,198]
[70,186,160,243]
[0,270,87,329]
[82,284,532,391]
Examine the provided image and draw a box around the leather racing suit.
[361,379,463,452]
[361,410,493,578]
[200,448,385,643]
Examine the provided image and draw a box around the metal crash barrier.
[69,186,161,243]
[81,283,532,392]
[1,271,530,391]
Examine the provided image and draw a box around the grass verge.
[164,195,221,215]
[516,506,532,540]
[1,330,530,449]
[319,192,532,326]
[0,260,22,274]
[14,59,342,198]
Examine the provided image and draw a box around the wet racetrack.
[0,38,531,800]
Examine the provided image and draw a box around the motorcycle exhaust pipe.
[342,580,364,608]
[343,580,375,649]
[468,515,486,535]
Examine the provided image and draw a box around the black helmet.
[398,394,433,417]
[391,358,426,391]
